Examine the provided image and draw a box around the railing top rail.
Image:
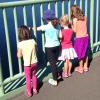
[0,0,60,8]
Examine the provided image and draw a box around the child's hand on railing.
[32,27,37,31]
[28,27,36,31]
[68,21,72,28]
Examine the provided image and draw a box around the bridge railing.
[0,0,100,97]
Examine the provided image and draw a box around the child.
[34,9,60,86]
[71,5,89,73]
[58,15,77,78]
[17,25,38,97]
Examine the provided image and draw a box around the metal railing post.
[3,8,13,78]
[90,0,94,51]
[0,54,4,97]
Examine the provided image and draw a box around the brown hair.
[71,5,84,20]
[18,25,32,41]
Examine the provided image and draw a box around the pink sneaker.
[25,91,32,97]
[33,89,37,95]
[62,72,69,78]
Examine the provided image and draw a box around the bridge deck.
[2,56,100,100]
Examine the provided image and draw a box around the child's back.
[60,28,73,49]
[73,17,88,37]
[18,39,37,66]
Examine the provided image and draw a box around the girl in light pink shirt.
[71,5,89,73]
[58,15,77,78]
[17,25,38,97]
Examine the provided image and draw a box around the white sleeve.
[17,42,22,49]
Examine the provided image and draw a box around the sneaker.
[33,89,37,95]
[48,78,57,86]
[62,72,69,78]
[57,72,62,80]
[25,91,32,97]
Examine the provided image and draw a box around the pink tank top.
[61,29,73,49]
[73,17,88,37]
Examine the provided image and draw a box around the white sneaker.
[48,78,57,86]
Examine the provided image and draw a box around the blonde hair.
[60,15,69,26]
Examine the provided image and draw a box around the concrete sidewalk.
[8,56,100,100]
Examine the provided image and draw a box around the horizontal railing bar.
[0,73,24,86]
[5,78,20,93]
[93,51,100,58]
[1,43,99,91]
[0,59,63,86]
[93,42,100,47]
[0,0,58,8]
[11,77,25,91]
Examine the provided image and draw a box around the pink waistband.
[76,33,88,38]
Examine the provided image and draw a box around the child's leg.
[45,47,58,81]
[63,60,69,73]
[24,66,32,96]
[83,56,89,72]
[79,59,84,69]
[45,47,60,86]
[48,62,58,86]
[75,59,84,73]
[62,60,69,78]
[84,56,88,67]
[68,60,72,76]
[50,62,58,80]
[31,63,37,94]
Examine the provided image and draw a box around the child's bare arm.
[17,48,22,58]
[59,30,62,39]
[59,30,63,42]
[72,18,77,32]
[32,26,43,31]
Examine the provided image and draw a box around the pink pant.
[24,63,37,93]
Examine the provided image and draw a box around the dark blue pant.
[45,46,60,81]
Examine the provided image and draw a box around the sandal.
[68,73,72,77]
[84,68,89,72]
[75,67,83,74]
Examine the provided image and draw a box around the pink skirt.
[74,36,89,60]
